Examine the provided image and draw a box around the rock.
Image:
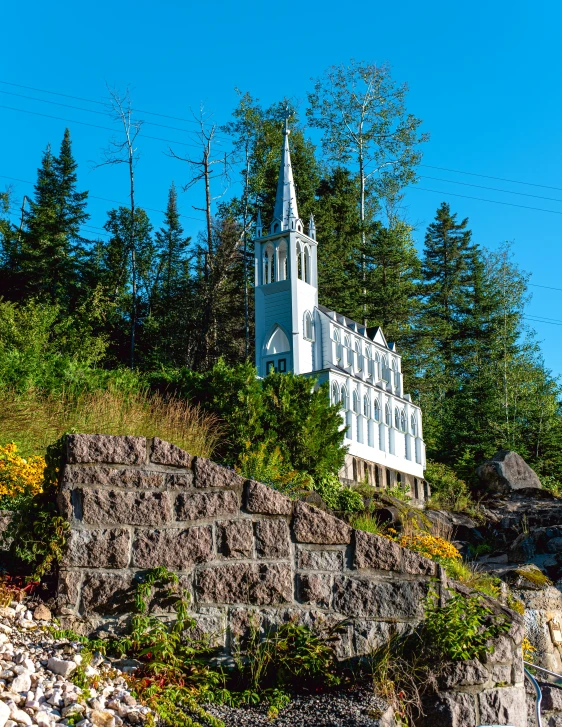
[90,711,115,727]
[297,548,344,571]
[476,449,542,494]
[66,434,147,465]
[31,607,50,623]
[332,576,428,620]
[505,564,552,590]
[45,659,76,678]
[419,692,477,727]
[150,438,192,468]
[34,714,53,727]
[175,491,239,521]
[438,659,489,688]
[292,502,351,545]
[132,526,213,569]
[297,573,332,608]
[10,672,31,693]
[196,563,293,605]
[81,489,172,527]
[0,702,9,727]
[245,480,293,516]
[8,707,31,726]
[477,685,526,725]
[216,520,253,559]
[254,520,291,559]
[61,703,85,718]
[62,467,165,490]
[353,530,401,571]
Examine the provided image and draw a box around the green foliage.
[236,442,313,498]
[314,473,364,512]
[540,475,562,498]
[387,483,412,503]
[425,460,474,513]
[3,434,69,580]
[424,589,510,661]
[350,512,386,536]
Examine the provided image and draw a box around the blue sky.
[1,0,561,375]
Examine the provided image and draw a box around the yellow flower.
[0,443,45,500]
[398,533,461,562]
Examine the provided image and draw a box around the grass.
[0,386,222,458]
[350,512,387,536]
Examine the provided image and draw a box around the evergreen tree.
[9,130,89,307]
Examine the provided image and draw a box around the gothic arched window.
[277,239,288,281]
[385,403,392,426]
[303,311,314,341]
[411,413,418,436]
[341,386,348,410]
[375,351,381,380]
[264,244,275,284]
[401,410,407,432]
[333,328,343,363]
[344,336,353,367]
[355,341,363,371]
[366,346,373,377]
[373,399,380,421]
[265,326,290,354]
[382,355,390,383]
[363,394,370,418]
[394,407,400,429]
[304,245,311,283]
[331,381,340,406]
[352,390,360,414]
[296,241,303,280]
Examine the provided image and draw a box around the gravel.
[0,600,151,727]
[201,690,394,727]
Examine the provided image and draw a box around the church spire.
[271,117,300,232]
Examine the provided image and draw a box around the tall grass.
[0,387,222,459]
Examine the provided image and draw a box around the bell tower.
[254,120,318,377]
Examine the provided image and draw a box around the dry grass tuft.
[0,387,222,459]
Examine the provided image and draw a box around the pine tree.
[154,183,190,304]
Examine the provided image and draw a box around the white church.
[254,122,427,500]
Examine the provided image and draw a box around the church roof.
[317,304,396,352]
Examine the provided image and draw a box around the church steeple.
[271,118,300,233]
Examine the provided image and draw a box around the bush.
[0,443,44,507]
[425,461,473,513]
[314,473,363,513]
[540,475,562,497]
[236,442,313,499]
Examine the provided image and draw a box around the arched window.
[382,355,389,383]
[392,358,400,389]
[344,336,353,366]
[373,399,380,421]
[265,326,290,354]
[341,386,348,410]
[363,394,370,418]
[366,346,373,377]
[333,328,343,363]
[304,245,311,283]
[264,244,275,284]
[385,403,392,426]
[355,341,363,371]
[352,390,360,414]
[375,351,381,379]
[296,242,303,279]
[277,240,288,281]
[303,311,314,341]
[331,381,340,406]
[400,410,407,432]
[411,413,418,436]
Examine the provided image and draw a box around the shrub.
[425,460,473,513]
[236,442,312,499]
[540,475,562,498]
[0,443,44,506]
[314,473,364,513]
[351,512,387,536]
[424,588,510,661]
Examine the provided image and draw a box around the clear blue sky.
[1,0,561,375]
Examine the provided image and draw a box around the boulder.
[476,450,542,494]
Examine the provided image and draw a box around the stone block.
[484,634,514,664]
[194,458,246,489]
[217,520,254,559]
[490,663,512,684]
[64,529,131,569]
[332,576,427,619]
[245,480,293,515]
[62,466,165,490]
[419,692,476,727]
[255,520,291,559]
[297,573,332,608]
[541,685,562,711]
[189,607,227,648]
[401,548,436,576]
[353,530,401,571]
[196,563,292,605]
[82,489,172,526]
[80,572,135,614]
[352,620,410,656]
[438,659,489,688]
[293,502,351,544]
[166,472,194,489]
[57,569,83,612]
[477,685,527,725]
[132,527,213,569]
[297,548,344,571]
[150,438,193,468]
[67,434,146,465]
[175,490,239,521]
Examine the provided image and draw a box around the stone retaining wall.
[56,434,527,727]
